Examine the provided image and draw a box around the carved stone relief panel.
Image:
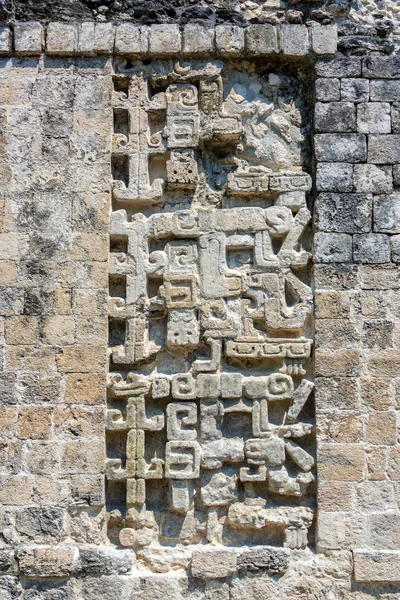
[106,58,315,551]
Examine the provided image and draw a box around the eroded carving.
[107,60,314,552]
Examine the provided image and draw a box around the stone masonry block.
[191,548,237,578]
[149,24,181,55]
[114,24,149,55]
[0,549,15,575]
[370,80,400,102]
[316,163,353,192]
[374,195,400,233]
[367,349,400,377]
[182,25,214,55]
[215,25,244,55]
[362,55,400,79]
[14,22,43,55]
[369,136,400,164]
[315,102,356,133]
[310,23,337,56]
[354,550,400,582]
[315,193,372,233]
[316,56,361,78]
[78,22,115,55]
[392,103,400,134]
[246,24,278,55]
[366,512,400,549]
[315,134,367,163]
[353,234,390,264]
[357,102,391,134]
[318,444,365,481]
[314,233,353,263]
[0,27,11,55]
[391,235,400,263]
[17,546,78,577]
[341,78,369,102]
[279,24,309,56]
[354,164,393,194]
[77,548,133,575]
[46,22,77,55]
[317,512,346,550]
[316,78,340,102]
[394,165,400,187]
[367,411,397,445]
[237,547,289,574]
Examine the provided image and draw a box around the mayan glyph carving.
[107,59,314,551]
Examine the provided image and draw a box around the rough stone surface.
[315,134,367,163]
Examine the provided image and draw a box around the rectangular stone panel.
[106,57,315,553]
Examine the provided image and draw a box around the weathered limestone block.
[316,78,340,102]
[369,135,400,164]
[357,102,391,133]
[191,548,237,578]
[246,24,278,54]
[14,22,43,55]
[315,102,356,132]
[315,134,367,162]
[115,24,149,55]
[341,78,369,102]
[17,546,78,577]
[46,22,77,54]
[310,23,338,56]
[354,550,400,582]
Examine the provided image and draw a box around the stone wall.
[0,12,399,600]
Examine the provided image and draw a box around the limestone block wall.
[314,53,400,577]
[0,13,398,600]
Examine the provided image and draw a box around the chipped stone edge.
[4,21,338,58]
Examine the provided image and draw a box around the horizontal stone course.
[77,22,115,55]
[77,548,134,575]
[0,22,340,58]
